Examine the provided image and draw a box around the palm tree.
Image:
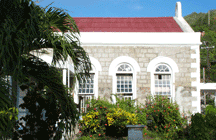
[0,0,91,139]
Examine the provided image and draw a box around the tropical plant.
[0,0,91,139]
[144,95,190,139]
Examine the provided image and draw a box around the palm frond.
[20,55,80,136]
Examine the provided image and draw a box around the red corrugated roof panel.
[56,17,183,32]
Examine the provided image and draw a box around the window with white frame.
[78,72,95,113]
[116,63,133,101]
[154,64,172,101]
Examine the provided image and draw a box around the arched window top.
[117,63,133,72]
[155,64,170,73]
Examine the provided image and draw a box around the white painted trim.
[191,63,197,68]
[39,55,53,65]
[109,56,140,105]
[63,69,67,85]
[191,91,197,96]
[192,101,198,107]
[147,56,179,73]
[200,83,216,90]
[89,56,102,72]
[174,2,195,33]
[61,32,201,46]
[175,2,182,18]
[109,56,140,75]
[191,82,198,87]
[147,56,179,103]
[190,45,201,113]
[191,54,197,59]
[191,73,197,78]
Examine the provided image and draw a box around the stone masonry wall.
[82,45,197,115]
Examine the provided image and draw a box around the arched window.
[154,64,172,100]
[78,65,95,113]
[116,63,133,100]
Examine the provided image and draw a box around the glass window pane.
[86,89,89,93]
[90,89,93,93]
[129,89,132,92]
[125,89,128,92]
[121,89,124,92]
[117,89,120,92]
[155,80,158,84]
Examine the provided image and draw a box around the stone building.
[69,1,201,115]
[16,1,201,129]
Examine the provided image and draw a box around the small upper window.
[155,65,170,72]
[117,64,132,72]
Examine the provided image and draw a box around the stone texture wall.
[82,45,197,115]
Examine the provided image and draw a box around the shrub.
[144,95,189,139]
[188,106,216,140]
[0,107,19,139]
[78,95,147,138]
[106,107,138,134]
[78,96,112,138]
[189,113,211,140]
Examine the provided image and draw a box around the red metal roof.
[72,17,183,32]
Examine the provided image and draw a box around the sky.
[33,0,216,17]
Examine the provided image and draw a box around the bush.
[106,107,138,136]
[188,106,216,140]
[144,95,189,139]
[78,95,147,138]
[189,113,211,140]
[0,107,18,139]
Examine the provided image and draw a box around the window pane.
[117,74,132,93]
[155,80,158,84]
[86,89,89,93]
[155,74,171,96]
[78,74,94,94]
[117,64,132,72]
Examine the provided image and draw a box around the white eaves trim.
[200,83,216,90]
[60,32,201,46]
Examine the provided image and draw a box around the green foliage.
[0,0,91,138]
[189,113,216,140]
[78,95,147,139]
[14,81,62,139]
[185,10,216,82]
[0,107,19,139]
[205,105,216,115]
[144,95,189,139]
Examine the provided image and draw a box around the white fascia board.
[200,83,216,90]
[70,32,202,46]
